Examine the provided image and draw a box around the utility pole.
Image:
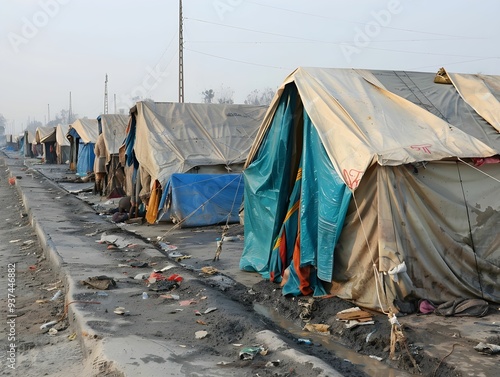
[178,0,184,103]
[114,93,117,114]
[68,91,73,124]
[47,104,50,123]
[104,74,109,114]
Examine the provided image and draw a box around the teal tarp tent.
[240,67,500,313]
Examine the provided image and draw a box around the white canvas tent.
[241,67,500,313]
[97,114,129,196]
[35,126,57,163]
[125,101,268,223]
[55,124,70,164]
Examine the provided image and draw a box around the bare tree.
[217,85,234,104]
[201,89,215,104]
[244,88,275,106]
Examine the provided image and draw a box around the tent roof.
[247,67,500,190]
[131,101,268,187]
[98,114,128,155]
[55,124,70,146]
[35,126,56,143]
[69,119,99,144]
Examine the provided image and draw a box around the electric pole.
[104,74,109,114]
[178,0,184,103]
[68,91,73,124]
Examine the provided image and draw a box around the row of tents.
[12,66,500,313]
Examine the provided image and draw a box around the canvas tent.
[55,124,70,164]
[125,101,267,225]
[35,126,57,163]
[67,119,99,176]
[97,114,128,196]
[240,67,500,313]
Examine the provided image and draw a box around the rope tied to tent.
[214,174,244,261]
[354,192,418,368]
[388,310,420,373]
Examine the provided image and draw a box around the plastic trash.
[142,292,149,299]
[50,290,62,301]
[239,346,265,360]
[297,338,313,345]
[195,330,208,339]
[40,320,58,330]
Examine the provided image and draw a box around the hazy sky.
[1,0,499,134]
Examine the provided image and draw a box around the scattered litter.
[114,307,126,315]
[232,343,243,347]
[9,239,21,243]
[298,298,317,322]
[50,290,62,301]
[366,329,377,343]
[48,328,58,336]
[194,310,202,316]
[204,307,217,314]
[196,320,207,325]
[168,251,183,258]
[239,346,266,360]
[265,360,280,367]
[176,255,191,261]
[85,229,100,237]
[142,292,149,299]
[148,280,179,292]
[23,240,35,246]
[68,333,77,341]
[118,264,129,268]
[40,320,58,330]
[81,276,116,290]
[369,355,383,361]
[98,233,131,248]
[201,266,218,275]
[297,338,313,345]
[36,299,48,304]
[97,292,109,297]
[160,265,175,272]
[336,307,374,329]
[217,361,233,366]
[167,274,183,282]
[179,299,197,306]
[159,243,178,251]
[303,323,330,335]
[195,330,208,339]
[222,236,239,242]
[130,261,148,268]
[474,342,500,355]
[160,294,180,300]
[134,273,149,280]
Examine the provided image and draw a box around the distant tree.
[201,89,215,104]
[217,85,234,104]
[244,88,275,106]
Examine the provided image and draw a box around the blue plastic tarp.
[240,84,352,296]
[76,142,95,177]
[160,173,244,227]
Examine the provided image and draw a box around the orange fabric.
[145,180,161,224]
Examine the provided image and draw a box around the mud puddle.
[254,303,412,377]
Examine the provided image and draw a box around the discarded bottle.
[142,292,149,299]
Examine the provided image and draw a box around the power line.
[185,18,497,60]
[246,0,475,39]
[185,48,290,70]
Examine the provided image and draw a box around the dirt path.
[0,157,86,376]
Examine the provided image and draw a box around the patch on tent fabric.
[434,298,488,317]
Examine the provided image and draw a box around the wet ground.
[2,153,500,376]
